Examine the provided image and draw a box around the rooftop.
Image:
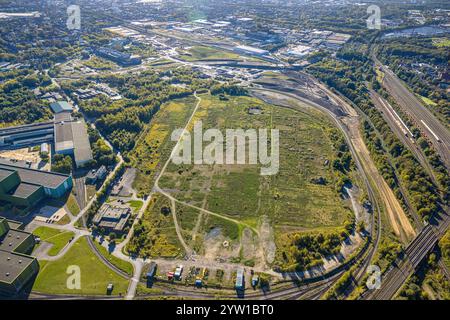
[54,120,74,152]
[0,229,30,253]
[54,111,72,122]
[235,45,269,55]
[0,121,54,137]
[0,250,34,284]
[0,168,14,182]
[71,120,93,164]
[0,163,70,189]
[50,101,74,114]
[6,182,41,199]
[96,204,130,221]
[93,204,131,232]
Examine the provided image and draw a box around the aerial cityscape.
[0,0,449,307]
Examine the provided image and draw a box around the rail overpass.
[362,215,450,300]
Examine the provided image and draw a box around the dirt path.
[170,199,192,255]
[253,87,416,243]
[154,92,259,238]
[346,119,416,242]
[300,81,416,242]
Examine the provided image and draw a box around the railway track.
[250,85,384,299]
[363,215,449,300]
[369,91,441,192]
[31,84,382,301]
[374,58,450,169]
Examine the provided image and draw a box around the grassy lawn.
[433,37,450,48]
[44,193,80,217]
[83,56,117,70]
[439,229,450,270]
[56,215,71,225]
[32,237,129,296]
[179,46,242,62]
[93,241,134,276]
[127,200,143,213]
[67,193,80,216]
[33,226,75,256]
[136,284,164,296]
[126,194,185,258]
[86,185,97,201]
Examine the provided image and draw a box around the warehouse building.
[50,101,74,114]
[234,45,269,56]
[0,218,39,295]
[71,120,94,167]
[0,163,72,208]
[94,47,142,66]
[0,121,54,149]
[0,104,93,169]
[54,114,93,167]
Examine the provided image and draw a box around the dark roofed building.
[50,101,73,114]
[0,218,38,295]
[0,163,72,209]
[92,204,131,234]
[0,121,54,148]
[0,112,93,169]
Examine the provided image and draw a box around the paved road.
[27,220,90,261]
[73,176,87,210]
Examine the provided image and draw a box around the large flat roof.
[0,121,54,137]
[6,182,41,199]
[54,120,74,152]
[0,163,70,189]
[54,111,72,122]
[50,101,73,114]
[0,168,14,182]
[0,250,34,284]
[71,120,93,164]
[0,229,30,252]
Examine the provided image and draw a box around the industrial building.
[50,101,74,114]
[0,121,54,149]
[0,218,39,295]
[0,108,93,168]
[92,203,131,234]
[54,112,93,167]
[86,165,107,184]
[94,47,142,66]
[234,45,269,56]
[0,163,73,208]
